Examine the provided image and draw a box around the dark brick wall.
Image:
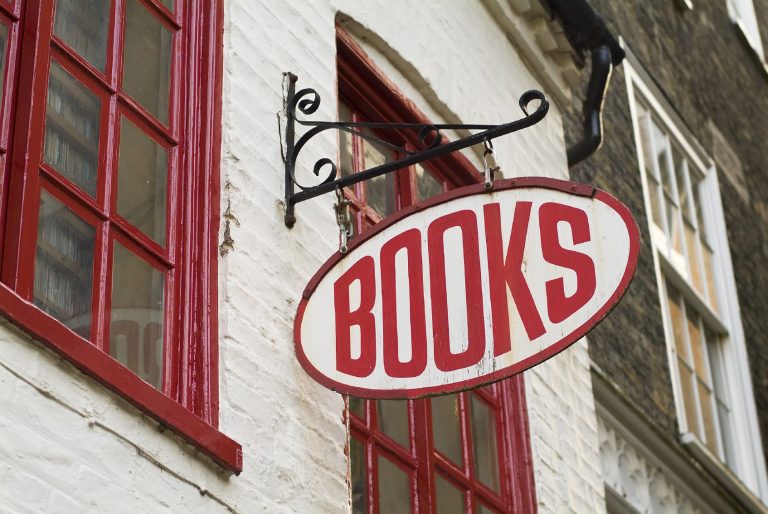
[562,0,768,467]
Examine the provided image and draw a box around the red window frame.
[338,29,536,513]
[0,0,241,472]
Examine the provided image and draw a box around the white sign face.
[295,178,640,398]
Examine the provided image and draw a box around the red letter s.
[539,202,596,323]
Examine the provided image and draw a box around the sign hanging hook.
[334,188,354,254]
[482,138,500,191]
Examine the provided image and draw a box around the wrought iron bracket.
[282,74,549,227]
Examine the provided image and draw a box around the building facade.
[0,1,765,513]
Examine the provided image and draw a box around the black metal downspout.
[567,45,613,166]
[546,0,625,167]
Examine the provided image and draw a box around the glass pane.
[717,399,736,466]
[350,437,367,514]
[116,117,168,245]
[123,0,172,124]
[0,22,8,106]
[470,395,500,492]
[647,177,664,230]
[674,149,690,220]
[684,222,704,295]
[415,164,443,201]
[377,400,410,449]
[657,138,674,199]
[698,380,719,455]
[53,0,110,71]
[44,61,100,197]
[666,200,683,262]
[692,178,707,241]
[678,359,699,436]
[34,191,94,338]
[377,455,411,514]
[160,0,173,11]
[435,474,466,514]
[667,289,687,361]
[362,133,395,217]
[686,310,706,378]
[349,396,364,419]
[339,103,354,178]
[638,111,656,179]
[702,243,719,313]
[110,242,164,389]
[706,330,729,405]
[431,395,463,466]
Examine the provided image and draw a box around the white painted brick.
[0,1,603,513]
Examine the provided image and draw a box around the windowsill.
[681,433,766,512]
[0,281,243,474]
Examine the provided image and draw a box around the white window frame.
[625,57,768,503]
[726,0,765,61]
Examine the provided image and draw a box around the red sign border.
[294,177,640,399]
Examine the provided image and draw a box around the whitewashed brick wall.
[0,1,604,513]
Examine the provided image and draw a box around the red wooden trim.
[2,0,50,294]
[0,281,242,473]
[0,5,26,266]
[503,374,537,513]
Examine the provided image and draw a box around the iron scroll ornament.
[283,75,550,227]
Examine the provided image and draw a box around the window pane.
[677,359,699,436]
[706,330,729,405]
[667,289,687,360]
[53,0,110,71]
[415,164,443,201]
[110,242,164,389]
[34,191,94,339]
[351,437,367,514]
[693,179,707,241]
[44,61,100,197]
[362,134,395,217]
[377,455,411,514]
[684,222,704,295]
[123,0,172,124]
[666,200,684,266]
[431,394,463,466]
[638,111,656,179]
[435,474,466,514]
[116,117,168,245]
[647,176,664,230]
[339,103,354,178]
[377,400,410,449]
[470,395,500,492]
[717,399,735,466]
[698,380,719,455]
[160,0,173,11]
[674,149,691,221]
[478,504,498,514]
[658,138,674,199]
[686,310,706,378]
[702,243,718,313]
[349,396,364,419]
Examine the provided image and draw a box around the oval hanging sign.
[295,177,640,398]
